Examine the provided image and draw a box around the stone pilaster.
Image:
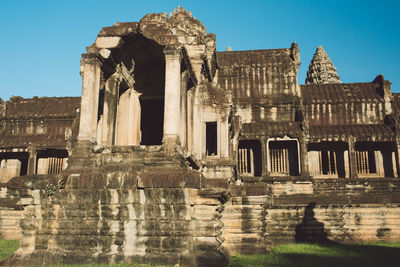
[127,89,142,146]
[27,146,37,175]
[163,46,182,149]
[77,54,102,144]
[180,71,189,149]
[101,74,120,146]
[299,137,310,177]
[261,137,269,176]
[348,136,358,178]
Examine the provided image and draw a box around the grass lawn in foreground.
[2,239,400,266]
[229,242,400,267]
[0,239,19,262]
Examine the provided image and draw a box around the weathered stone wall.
[3,149,228,267]
[2,145,400,267]
[220,177,400,255]
[0,186,23,240]
[0,175,54,241]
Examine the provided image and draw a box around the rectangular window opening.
[320,151,337,175]
[356,150,377,175]
[269,140,299,176]
[206,122,218,156]
[238,140,262,176]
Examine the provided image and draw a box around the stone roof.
[309,124,395,142]
[216,47,299,102]
[242,121,302,137]
[305,46,341,84]
[0,97,80,149]
[0,130,67,149]
[1,97,80,119]
[391,93,400,111]
[301,82,384,103]
[302,80,396,141]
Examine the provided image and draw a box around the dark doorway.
[206,122,218,156]
[140,98,164,145]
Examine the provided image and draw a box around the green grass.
[2,240,400,266]
[229,242,400,267]
[0,239,19,262]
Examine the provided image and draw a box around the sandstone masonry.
[1,6,400,267]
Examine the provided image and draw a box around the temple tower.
[305,46,341,84]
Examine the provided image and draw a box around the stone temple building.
[1,7,400,266]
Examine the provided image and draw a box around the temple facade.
[1,7,400,267]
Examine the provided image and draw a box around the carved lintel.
[163,46,181,57]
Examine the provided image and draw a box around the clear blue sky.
[0,0,399,100]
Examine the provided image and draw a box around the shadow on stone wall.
[295,202,334,244]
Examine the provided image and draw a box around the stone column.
[102,74,121,146]
[395,136,400,177]
[78,54,102,144]
[163,47,181,148]
[187,89,194,152]
[348,136,358,178]
[299,137,310,177]
[261,137,269,176]
[180,72,188,149]
[266,138,271,173]
[27,147,37,175]
[128,89,142,146]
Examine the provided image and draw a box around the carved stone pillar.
[163,47,181,148]
[78,54,102,144]
[348,136,358,178]
[101,74,120,146]
[180,72,189,149]
[127,89,142,146]
[261,137,269,176]
[27,147,37,175]
[187,89,194,152]
[300,137,310,177]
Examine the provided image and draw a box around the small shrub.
[45,179,65,197]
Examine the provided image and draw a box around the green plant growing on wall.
[45,179,65,197]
